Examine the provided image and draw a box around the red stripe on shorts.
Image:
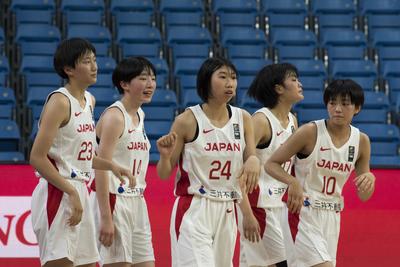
[252,206,267,237]
[288,211,300,242]
[46,156,63,229]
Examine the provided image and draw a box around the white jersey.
[295,120,360,210]
[39,87,96,182]
[175,104,246,201]
[105,101,150,196]
[249,108,296,208]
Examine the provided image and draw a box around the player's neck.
[326,120,351,141]
[201,102,229,123]
[64,83,86,104]
[121,96,140,116]
[270,104,291,126]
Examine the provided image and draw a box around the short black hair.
[247,63,298,108]
[323,79,364,108]
[53,38,96,80]
[196,57,237,102]
[112,56,156,94]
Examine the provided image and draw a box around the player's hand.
[239,156,260,194]
[157,132,177,158]
[99,217,115,247]
[287,179,303,214]
[67,189,83,226]
[111,163,136,189]
[242,212,261,243]
[354,172,375,195]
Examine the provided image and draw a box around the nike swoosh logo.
[203,129,214,134]
[320,147,331,151]
[277,131,284,136]
[74,112,82,116]
[128,129,135,133]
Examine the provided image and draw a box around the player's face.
[327,95,360,125]
[209,66,237,103]
[72,51,97,87]
[281,73,304,104]
[125,69,156,104]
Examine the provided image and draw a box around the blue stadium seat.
[146,121,171,139]
[262,0,307,15]
[370,155,400,168]
[353,109,388,124]
[87,88,119,107]
[271,29,317,47]
[371,141,399,156]
[170,44,210,63]
[116,26,162,46]
[388,77,400,105]
[20,56,53,73]
[217,13,259,33]
[351,76,376,91]
[377,47,400,66]
[221,27,267,46]
[290,59,327,79]
[0,27,4,53]
[178,74,197,92]
[213,0,257,14]
[96,56,116,74]
[363,91,390,109]
[300,77,325,91]
[371,29,400,47]
[0,151,25,162]
[120,43,161,59]
[277,46,316,61]
[63,10,103,26]
[0,119,20,151]
[150,90,177,108]
[15,24,61,43]
[141,106,175,121]
[26,87,53,106]
[182,89,202,107]
[113,11,154,28]
[381,61,400,78]
[295,108,328,125]
[237,75,254,91]
[110,0,154,13]
[93,73,113,89]
[167,26,212,45]
[327,46,365,61]
[163,12,203,30]
[0,87,16,119]
[148,58,169,76]
[13,9,54,26]
[10,0,55,11]
[295,91,325,109]
[356,123,400,142]
[60,0,104,12]
[160,0,204,13]
[19,42,57,58]
[67,25,111,56]
[316,14,355,31]
[232,58,272,76]
[366,15,400,37]
[24,73,61,90]
[360,0,400,15]
[311,0,356,15]
[238,94,262,112]
[331,60,377,79]
[266,13,307,31]
[320,29,367,48]
[227,44,268,59]
[174,58,204,76]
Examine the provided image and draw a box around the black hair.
[196,57,237,102]
[112,56,156,94]
[247,63,298,108]
[323,79,364,108]
[53,38,96,80]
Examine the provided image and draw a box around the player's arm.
[265,123,317,213]
[156,110,196,179]
[30,93,82,226]
[354,132,375,202]
[241,109,260,193]
[94,107,125,247]
[252,112,271,147]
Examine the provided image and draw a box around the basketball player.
[265,79,376,267]
[30,38,134,267]
[90,57,156,267]
[238,63,304,267]
[156,57,260,267]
